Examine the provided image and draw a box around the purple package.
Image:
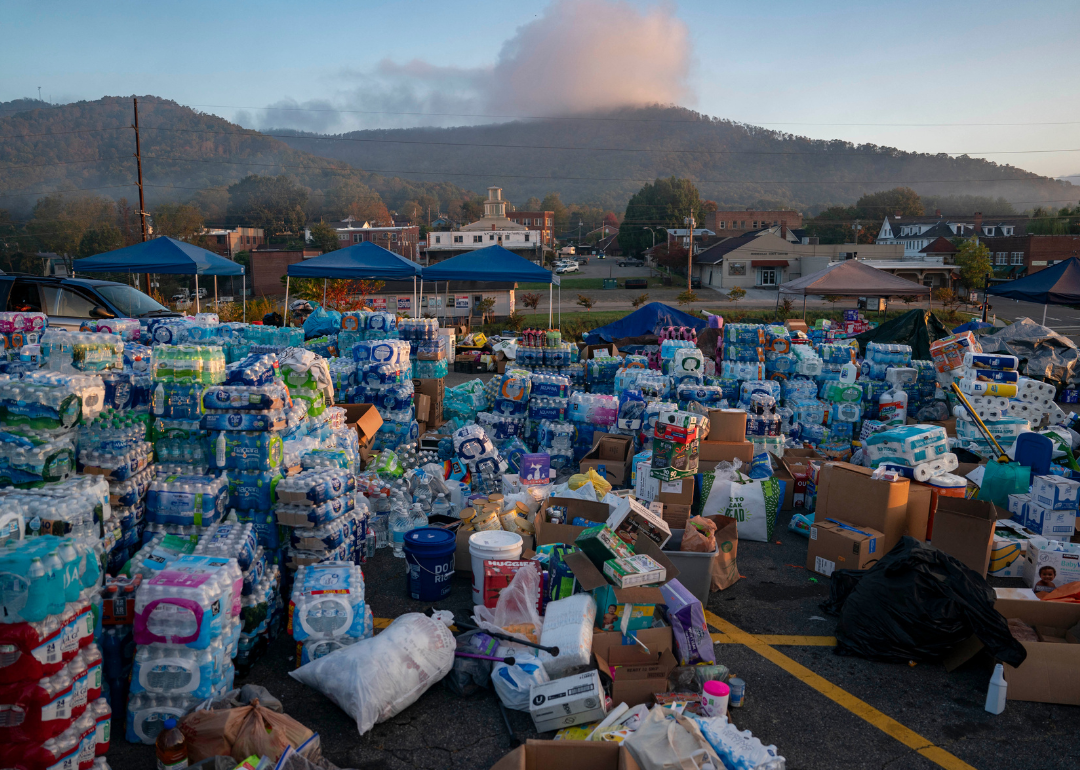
[659,578,715,666]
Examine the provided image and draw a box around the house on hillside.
[875,212,1025,257]
[422,187,544,265]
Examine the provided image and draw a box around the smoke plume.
[244,0,693,132]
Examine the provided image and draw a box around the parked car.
[618,259,644,267]
[555,262,579,274]
[0,273,180,331]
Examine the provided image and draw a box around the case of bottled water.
[150,346,226,384]
[145,474,228,526]
[276,468,354,505]
[79,318,141,342]
[150,381,204,421]
[0,372,101,434]
[134,554,241,649]
[124,691,202,744]
[206,431,283,471]
[194,522,257,571]
[289,562,367,642]
[127,533,197,579]
[129,637,228,700]
[202,381,291,411]
[412,359,449,379]
[0,429,76,486]
[40,331,124,374]
[77,441,152,482]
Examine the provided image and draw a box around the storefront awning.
[751,260,789,267]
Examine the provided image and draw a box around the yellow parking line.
[711,632,836,646]
[705,610,977,770]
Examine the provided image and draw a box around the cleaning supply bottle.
[984,663,1007,714]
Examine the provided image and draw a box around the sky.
[3,0,1079,180]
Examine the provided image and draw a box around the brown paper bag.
[680,516,717,553]
[708,515,740,591]
[181,699,315,762]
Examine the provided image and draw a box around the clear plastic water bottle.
[389,503,410,558]
[431,493,451,518]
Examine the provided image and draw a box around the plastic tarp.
[986,256,1080,304]
[978,316,1080,385]
[582,302,706,344]
[421,245,553,283]
[778,259,931,297]
[822,537,1027,666]
[287,241,421,279]
[73,237,244,275]
[952,320,995,334]
[853,309,949,360]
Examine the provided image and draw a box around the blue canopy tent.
[284,241,423,324]
[73,236,246,317]
[421,245,559,326]
[987,256,1080,325]
[583,302,706,344]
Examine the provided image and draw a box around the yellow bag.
[567,468,612,499]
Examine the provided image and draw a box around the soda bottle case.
[288,562,367,642]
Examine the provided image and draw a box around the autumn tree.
[576,294,595,312]
[727,287,746,304]
[631,293,649,308]
[520,292,541,313]
[322,179,389,225]
[152,203,205,241]
[954,239,993,291]
[308,222,340,254]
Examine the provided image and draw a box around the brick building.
[982,234,1080,275]
[202,227,265,257]
[506,210,555,247]
[705,209,803,236]
[249,249,322,296]
[328,222,421,262]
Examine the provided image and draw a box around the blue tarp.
[583,302,706,344]
[952,320,994,334]
[287,241,422,279]
[73,237,244,275]
[987,256,1080,305]
[422,245,553,283]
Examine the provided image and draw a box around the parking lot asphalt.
[107,499,1075,770]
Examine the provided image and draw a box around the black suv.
[0,274,180,331]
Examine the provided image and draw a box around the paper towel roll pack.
[961,368,1019,384]
[1015,377,1056,403]
[864,424,950,467]
[963,352,1019,371]
[958,378,1017,398]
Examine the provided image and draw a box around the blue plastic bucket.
[404,527,457,601]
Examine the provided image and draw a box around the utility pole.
[132,98,151,296]
[685,212,696,293]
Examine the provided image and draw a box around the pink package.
[0,312,47,334]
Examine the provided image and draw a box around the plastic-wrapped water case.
[207,431,283,471]
[0,429,76,486]
[194,522,257,571]
[0,373,97,434]
[127,532,198,579]
[289,562,367,642]
[129,638,228,699]
[40,331,123,374]
[124,692,202,744]
[149,346,226,384]
[133,554,241,648]
[145,474,228,526]
[276,468,354,505]
[202,381,290,412]
[77,441,152,482]
[79,318,141,342]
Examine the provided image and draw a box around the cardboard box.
[698,440,754,464]
[997,599,1080,705]
[491,740,641,770]
[785,319,808,333]
[659,503,692,530]
[483,559,543,610]
[576,524,636,569]
[1022,502,1077,538]
[706,409,747,442]
[806,518,884,576]
[562,545,677,632]
[579,343,619,361]
[580,432,634,487]
[633,462,695,506]
[604,554,666,588]
[528,671,607,732]
[412,377,445,402]
[905,484,933,541]
[650,437,699,481]
[414,393,431,422]
[339,403,384,451]
[815,461,910,552]
[607,496,672,550]
[931,497,1001,577]
[990,519,1039,578]
[1024,538,1080,592]
[535,496,612,547]
[592,627,678,707]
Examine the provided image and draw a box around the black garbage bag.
[822,537,1027,666]
[442,630,492,697]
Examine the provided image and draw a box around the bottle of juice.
[155,718,188,770]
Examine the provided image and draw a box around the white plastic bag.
[289,613,455,736]
[473,564,544,643]
[539,593,597,677]
[491,642,550,711]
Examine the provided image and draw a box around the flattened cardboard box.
[490,740,641,770]
[592,627,678,707]
[816,461,909,552]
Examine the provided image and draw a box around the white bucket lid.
[469,530,523,554]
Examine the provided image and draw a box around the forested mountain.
[274,105,1075,213]
[0,96,474,219]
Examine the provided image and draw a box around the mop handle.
[455,651,516,665]
[453,619,561,656]
[950,382,1009,463]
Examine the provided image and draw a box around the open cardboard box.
[492,740,640,770]
[579,342,619,361]
[534,495,613,547]
[592,626,678,707]
[931,497,1002,577]
[580,432,634,487]
[338,403,383,467]
[945,599,1080,706]
[563,540,679,633]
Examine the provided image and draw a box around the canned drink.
[728,677,746,707]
